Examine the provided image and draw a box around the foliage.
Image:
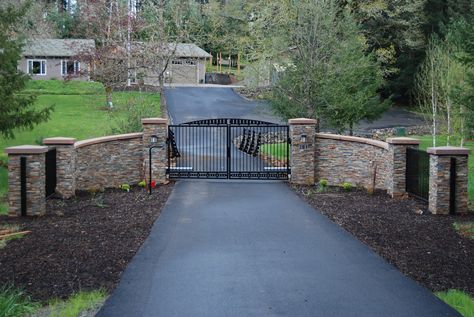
[319,179,329,188]
[47,289,107,317]
[415,21,469,147]
[342,182,353,191]
[108,94,160,134]
[138,180,147,188]
[255,0,387,133]
[435,289,474,317]
[453,222,474,239]
[120,184,131,192]
[0,2,53,139]
[0,286,38,317]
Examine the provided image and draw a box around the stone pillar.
[5,146,48,216]
[427,147,470,215]
[142,118,168,184]
[386,137,421,198]
[289,118,316,185]
[43,137,77,199]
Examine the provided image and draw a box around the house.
[134,43,211,85]
[19,39,95,80]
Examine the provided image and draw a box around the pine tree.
[0,2,52,139]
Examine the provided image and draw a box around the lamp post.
[149,134,159,195]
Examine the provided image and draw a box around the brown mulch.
[292,185,474,296]
[0,183,174,302]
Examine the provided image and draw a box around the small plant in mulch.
[0,285,39,316]
[120,184,131,192]
[453,222,474,239]
[316,179,329,193]
[341,182,353,192]
[138,180,147,188]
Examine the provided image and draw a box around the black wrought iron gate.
[167,119,290,180]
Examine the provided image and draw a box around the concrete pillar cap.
[5,145,49,154]
[289,118,317,125]
[386,137,420,145]
[141,118,168,125]
[43,137,77,145]
[427,146,471,155]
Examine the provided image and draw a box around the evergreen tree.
[0,2,52,139]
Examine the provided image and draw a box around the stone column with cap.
[5,145,48,216]
[289,118,316,185]
[427,146,470,215]
[142,118,168,184]
[43,137,77,199]
[386,137,421,198]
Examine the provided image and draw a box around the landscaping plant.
[47,289,107,317]
[342,182,353,192]
[436,290,474,317]
[0,286,38,317]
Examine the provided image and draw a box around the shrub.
[138,180,146,188]
[319,179,328,187]
[342,182,352,191]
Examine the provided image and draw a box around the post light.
[150,134,158,144]
[300,134,307,143]
[149,134,160,195]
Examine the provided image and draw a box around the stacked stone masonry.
[428,147,470,214]
[6,147,47,217]
[289,119,316,185]
[75,134,144,191]
[314,135,390,190]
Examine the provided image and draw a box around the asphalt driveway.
[97,181,459,317]
[164,87,282,124]
[97,88,458,316]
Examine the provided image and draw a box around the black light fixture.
[300,134,307,143]
[150,134,158,144]
[148,134,160,195]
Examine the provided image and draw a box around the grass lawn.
[0,80,160,215]
[436,290,474,317]
[260,142,289,161]
[415,135,474,205]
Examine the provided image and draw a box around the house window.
[61,60,80,75]
[185,60,196,66]
[27,60,46,75]
[171,60,183,65]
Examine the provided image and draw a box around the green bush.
[319,179,328,187]
[342,182,352,191]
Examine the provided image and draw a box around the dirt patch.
[292,185,474,295]
[0,183,174,302]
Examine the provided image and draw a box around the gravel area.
[0,183,174,302]
[292,185,474,295]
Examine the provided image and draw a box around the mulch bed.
[0,183,174,302]
[292,185,474,296]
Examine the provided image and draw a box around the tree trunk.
[106,86,113,108]
[315,118,320,133]
[349,122,353,136]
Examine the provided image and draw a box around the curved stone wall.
[75,133,144,190]
[315,133,390,189]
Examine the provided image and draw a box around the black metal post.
[450,157,457,215]
[20,156,27,216]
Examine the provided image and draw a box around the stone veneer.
[142,118,168,184]
[428,147,470,214]
[289,118,317,185]
[386,137,421,197]
[43,137,76,198]
[75,133,144,191]
[5,146,48,216]
[314,134,390,190]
